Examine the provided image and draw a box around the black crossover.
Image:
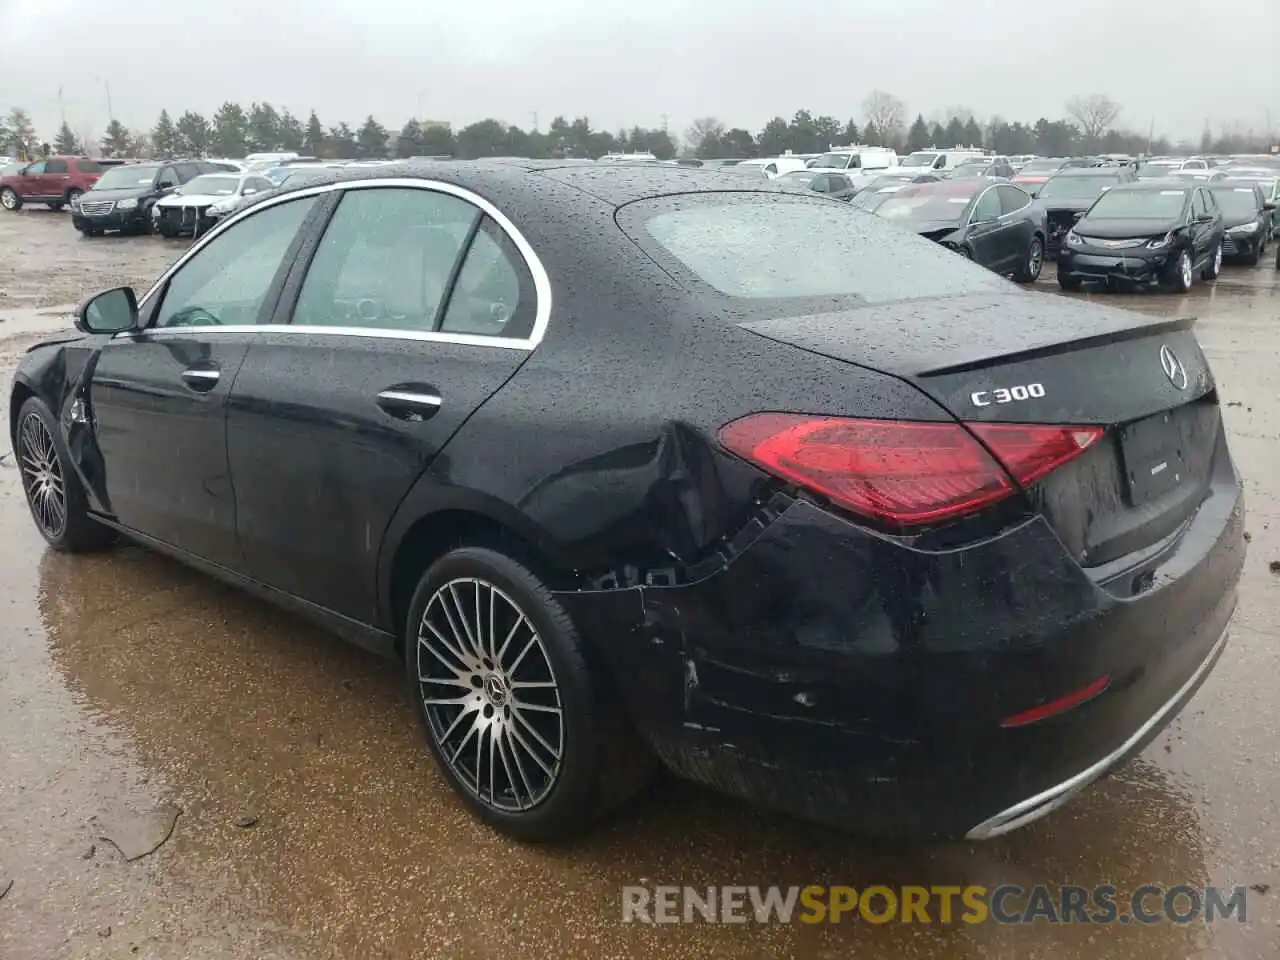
[1058,179,1226,292]
[10,162,1244,842]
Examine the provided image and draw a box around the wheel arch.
[380,497,577,654]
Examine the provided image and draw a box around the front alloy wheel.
[18,411,67,539]
[416,577,565,812]
[1204,242,1223,279]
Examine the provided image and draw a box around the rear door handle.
[182,367,220,392]
[376,388,442,421]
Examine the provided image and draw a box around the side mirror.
[1264,201,1276,211]
[75,287,138,335]
[1072,211,1087,222]
[242,187,257,196]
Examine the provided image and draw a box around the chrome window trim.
[129,177,552,351]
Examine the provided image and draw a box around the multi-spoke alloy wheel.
[416,577,564,812]
[18,411,67,539]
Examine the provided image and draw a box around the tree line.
[1,92,1275,164]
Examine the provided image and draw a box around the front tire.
[0,187,22,211]
[1203,242,1222,279]
[15,397,115,552]
[1163,250,1194,293]
[405,546,651,841]
[46,201,65,211]
[1013,236,1044,283]
[1057,273,1083,291]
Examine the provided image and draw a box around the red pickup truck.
[0,156,108,211]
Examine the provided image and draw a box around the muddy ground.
[1,206,1279,959]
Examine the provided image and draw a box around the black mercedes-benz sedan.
[874,178,1046,282]
[1058,179,1226,292]
[10,162,1244,842]
[1037,167,1137,257]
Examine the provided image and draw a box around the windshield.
[1209,187,1260,217]
[1038,175,1120,200]
[778,171,818,184]
[629,194,1004,303]
[900,152,938,168]
[948,164,988,178]
[92,165,160,190]
[1018,159,1062,175]
[874,190,974,225]
[181,175,240,196]
[1086,188,1188,220]
[850,188,901,211]
[808,153,852,169]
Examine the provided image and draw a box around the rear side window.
[75,160,104,173]
[45,159,68,174]
[292,186,478,331]
[440,218,535,339]
[621,194,1007,303]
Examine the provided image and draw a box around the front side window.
[154,195,318,327]
[623,193,1006,304]
[1191,190,1209,218]
[997,185,1029,215]
[292,187,478,331]
[23,162,47,176]
[970,189,1001,221]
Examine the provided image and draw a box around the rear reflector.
[718,414,1103,525]
[1000,674,1111,728]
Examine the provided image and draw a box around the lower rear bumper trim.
[965,625,1229,840]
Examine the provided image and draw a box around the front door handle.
[182,367,220,392]
[376,388,442,421]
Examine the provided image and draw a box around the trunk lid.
[739,292,1221,570]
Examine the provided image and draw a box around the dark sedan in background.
[71,160,225,236]
[874,178,1045,281]
[10,164,1242,845]
[947,157,1016,180]
[1037,167,1137,257]
[773,169,857,200]
[1058,180,1225,292]
[1011,157,1067,196]
[849,173,942,211]
[1208,181,1274,262]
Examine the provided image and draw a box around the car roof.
[893,178,988,198]
[1107,178,1193,192]
[237,159,794,214]
[1048,167,1127,177]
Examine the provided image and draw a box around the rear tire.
[14,397,115,552]
[1013,236,1044,283]
[46,201,65,211]
[0,187,21,211]
[66,188,83,207]
[404,546,653,841]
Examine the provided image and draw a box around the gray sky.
[1,0,1277,144]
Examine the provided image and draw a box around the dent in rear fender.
[11,339,112,513]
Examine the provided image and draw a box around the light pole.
[94,76,115,123]
[417,88,428,122]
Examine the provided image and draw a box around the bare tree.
[685,116,725,157]
[1065,94,1121,140]
[861,91,906,144]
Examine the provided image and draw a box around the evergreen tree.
[54,121,81,155]
[151,110,178,158]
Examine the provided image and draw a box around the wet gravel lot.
[2,205,1279,959]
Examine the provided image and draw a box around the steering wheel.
[166,306,220,327]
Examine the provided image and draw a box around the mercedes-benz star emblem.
[1159,344,1188,390]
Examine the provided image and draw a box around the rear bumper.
[1058,248,1176,283]
[558,453,1244,838]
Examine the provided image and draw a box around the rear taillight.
[718,414,1103,525]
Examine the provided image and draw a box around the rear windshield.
[623,194,1005,304]
[1087,188,1188,219]
[874,190,974,225]
[1038,175,1120,200]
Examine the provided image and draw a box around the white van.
[899,147,988,172]
[806,146,898,172]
